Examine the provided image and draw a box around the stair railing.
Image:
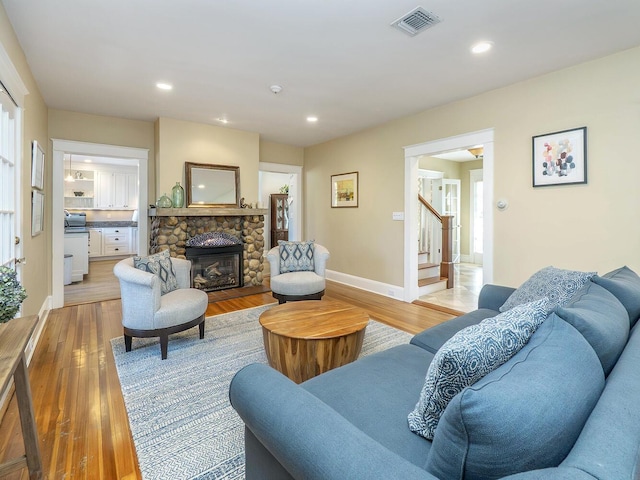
[418,194,454,288]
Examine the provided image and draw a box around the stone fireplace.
[149,207,267,287]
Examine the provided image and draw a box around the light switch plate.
[392,212,405,221]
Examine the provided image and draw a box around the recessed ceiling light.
[306,116,318,123]
[217,118,229,124]
[83,159,92,163]
[156,82,173,90]
[471,41,493,54]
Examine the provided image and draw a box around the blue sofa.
[230,267,640,479]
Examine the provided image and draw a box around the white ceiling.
[3,1,640,147]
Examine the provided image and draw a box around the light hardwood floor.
[1,271,456,479]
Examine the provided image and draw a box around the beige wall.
[48,109,156,203]
[259,140,304,166]
[305,46,640,288]
[156,117,260,205]
[1,4,49,317]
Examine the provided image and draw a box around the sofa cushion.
[270,271,325,296]
[592,266,640,327]
[133,249,178,295]
[278,240,315,273]
[500,266,595,312]
[408,299,548,440]
[426,314,604,480]
[302,344,434,468]
[555,281,629,376]
[410,308,499,354]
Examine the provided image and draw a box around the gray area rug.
[111,304,413,480]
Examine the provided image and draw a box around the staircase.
[418,194,454,295]
[418,253,447,295]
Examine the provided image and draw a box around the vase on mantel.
[171,182,185,208]
[156,193,172,208]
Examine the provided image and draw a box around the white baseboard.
[326,269,405,301]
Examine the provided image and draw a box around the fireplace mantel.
[149,207,267,217]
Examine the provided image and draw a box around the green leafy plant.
[0,266,28,323]
[279,184,289,194]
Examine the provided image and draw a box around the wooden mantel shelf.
[149,208,267,217]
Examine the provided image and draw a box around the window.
[0,81,19,269]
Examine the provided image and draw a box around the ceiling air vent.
[391,6,442,37]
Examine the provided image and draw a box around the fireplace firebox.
[185,243,244,292]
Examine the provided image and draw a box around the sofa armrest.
[477,284,516,311]
[313,244,330,276]
[171,257,192,289]
[266,246,281,276]
[230,363,435,480]
[113,259,162,329]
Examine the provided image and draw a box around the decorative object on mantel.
[185,162,241,208]
[331,171,359,208]
[239,197,253,209]
[156,193,173,208]
[532,126,587,187]
[171,182,185,208]
[0,265,28,323]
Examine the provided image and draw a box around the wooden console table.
[0,315,43,479]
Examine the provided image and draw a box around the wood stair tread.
[418,262,439,270]
[418,276,447,287]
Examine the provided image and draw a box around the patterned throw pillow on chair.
[278,240,315,273]
[133,249,178,295]
[408,298,549,440]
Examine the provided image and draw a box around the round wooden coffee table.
[259,299,369,383]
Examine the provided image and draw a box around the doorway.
[403,129,494,302]
[52,140,149,309]
[258,163,303,251]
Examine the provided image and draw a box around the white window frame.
[0,44,29,278]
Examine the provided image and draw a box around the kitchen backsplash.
[65,209,136,222]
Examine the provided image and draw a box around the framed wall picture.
[532,127,587,187]
[331,171,359,208]
[31,140,45,190]
[31,190,44,236]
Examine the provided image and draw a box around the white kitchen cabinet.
[89,229,102,257]
[102,227,132,256]
[64,232,89,282]
[95,172,138,209]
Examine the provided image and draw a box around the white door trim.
[469,168,484,265]
[403,129,494,302]
[52,139,149,308]
[259,162,303,243]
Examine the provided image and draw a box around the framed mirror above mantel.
[185,162,241,207]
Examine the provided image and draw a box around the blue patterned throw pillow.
[499,266,595,313]
[278,240,315,273]
[133,249,178,295]
[408,298,549,440]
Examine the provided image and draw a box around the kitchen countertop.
[86,221,138,228]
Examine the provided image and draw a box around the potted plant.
[0,265,28,323]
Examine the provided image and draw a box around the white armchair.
[113,256,209,359]
[267,243,330,304]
